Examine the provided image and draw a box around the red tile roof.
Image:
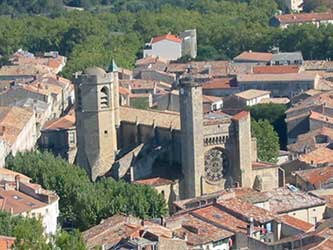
[299,147,333,165]
[280,215,314,232]
[202,78,235,89]
[0,235,15,250]
[173,214,233,246]
[276,12,333,25]
[218,198,276,224]
[295,166,333,189]
[152,34,182,44]
[119,86,130,96]
[231,111,249,121]
[253,65,300,74]
[234,51,272,62]
[42,111,75,131]
[310,111,333,125]
[133,177,174,187]
[192,205,252,234]
[252,161,277,170]
[202,95,221,103]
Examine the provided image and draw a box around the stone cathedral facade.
[74,67,279,203]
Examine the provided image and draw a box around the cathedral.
[73,66,280,203]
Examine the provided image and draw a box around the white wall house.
[0,168,59,236]
[285,0,303,12]
[143,34,183,61]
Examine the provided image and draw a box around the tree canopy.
[0,1,333,79]
[0,212,86,250]
[251,119,280,163]
[5,151,167,231]
[247,103,287,149]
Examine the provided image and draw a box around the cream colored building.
[0,168,59,235]
[0,106,37,167]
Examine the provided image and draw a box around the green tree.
[0,212,86,250]
[5,151,167,231]
[247,103,287,148]
[251,119,280,163]
[0,212,50,250]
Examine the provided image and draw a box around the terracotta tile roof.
[234,51,272,62]
[0,106,34,146]
[280,215,314,232]
[133,177,174,186]
[136,56,168,66]
[276,12,333,25]
[259,97,290,104]
[253,65,300,74]
[119,106,180,129]
[202,95,221,103]
[218,198,276,224]
[235,89,270,100]
[231,111,249,121]
[202,78,235,89]
[0,187,48,214]
[310,111,333,125]
[167,61,229,77]
[83,214,172,249]
[83,214,141,249]
[288,127,333,154]
[119,86,130,96]
[42,111,75,131]
[295,166,333,189]
[0,168,30,182]
[151,34,182,44]
[173,214,233,246]
[192,205,252,234]
[263,187,326,214]
[120,79,157,90]
[237,72,318,83]
[252,161,278,170]
[0,64,52,76]
[0,235,15,250]
[320,195,333,208]
[299,147,333,165]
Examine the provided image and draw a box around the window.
[100,86,110,108]
[76,88,82,111]
[69,132,75,144]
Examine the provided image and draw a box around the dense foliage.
[247,103,287,149]
[5,151,167,231]
[0,212,86,250]
[251,119,280,163]
[0,1,333,79]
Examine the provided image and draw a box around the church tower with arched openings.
[74,67,119,181]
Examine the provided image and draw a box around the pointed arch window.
[100,86,110,108]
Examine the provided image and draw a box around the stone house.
[39,110,77,164]
[237,72,319,98]
[202,78,239,97]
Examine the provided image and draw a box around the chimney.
[247,217,255,237]
[160,216,165,226]
[15,175,20,191]
[183,232,188,241]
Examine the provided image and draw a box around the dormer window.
[100,86,110,108]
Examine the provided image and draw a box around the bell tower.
[74,67,119,181]
[179,70,205,199]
